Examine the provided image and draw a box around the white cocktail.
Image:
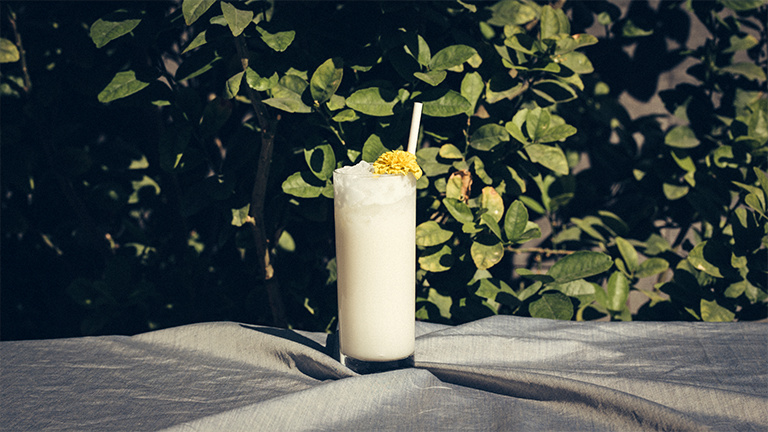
[333,159,417,366]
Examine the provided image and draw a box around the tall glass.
[333,166,416,373]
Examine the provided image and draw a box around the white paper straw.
[407,102,423,155]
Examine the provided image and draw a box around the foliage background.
[1,0,766,340]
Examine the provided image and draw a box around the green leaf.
[700,299,735,322]
[663,183,689,200]
[256,26,295,52]
[558,51,594,75]
[538,124,577,143]
[221,2,253,37]
[504,200,528,243]
[719,62,767,81]
[487,0,538,26]
[98,70,152,103]
[540,5,569,39]
[687,241,724,278]
[443,198,474,224]
[615,237,638,274]
[461,72,484,114]
[416,221,453,247]
[175,47,222,82]
[183,0,216,25]
[245,69,278,91]
[429,45,478,71]
[548,251,613,284]
[310,58,343,106]
[231,204,251,227]
[525,144,569,175]
[532,80,578,104]
[635,258,670,279]
[346,87,398,116]
[361,134,389,162]
[469,124,509,151]
[419,245,453,272]
[0,38,20,63]
[471,238,504,270]
[529,292,573,320]
[480,213,503,240]
[414,70,447,86]
[604,271,629,312]
[262,97,312,113]
[665,125,700,149]
[404,33,431,66]
[281,171,324,198]
[332,109,359,122]
[525,107,550,141]
[90,10,142,49]
[420,90,471,117]
[439,144,463,159]
[304,143,335,181]
[224,71,243,99]
[719,0,765,11]
[182,31,208,54]
[481,187,504,223]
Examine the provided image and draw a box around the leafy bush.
[1,0,765,339]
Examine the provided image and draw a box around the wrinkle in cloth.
[1,316,766,431]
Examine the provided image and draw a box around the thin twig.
[7,6,31,92]
[507,246,575,256]
[233,35,286,327]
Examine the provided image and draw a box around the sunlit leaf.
[504,200,528,243]
[255,26,295,52]
[429,44,477,71]
[720,62,767,81]
[615,237,638,274]
[700,299,735,322]
[361,134,389,162]
[665,125,700,148]
[481,187,504,223]
[304,143,335,181]
[231,204,251,227]
[416,221,453,247]
[221,2,253,37]
[471,238,504,270]
[0,38,20,63]
[469,123,509,151]
[635,258,670,279]
[421,89,470,117]
[98,70,153,103]
[548,251,613,283]
[443,198,474,224]
[90,10,142,49]
[525,144,569,175]
[347,87,398,116]
[224,71,243,99]
[414,70,447,86]
[282,171,325,198]
[604,270,629,312]
[419,245,453,272]
[310,58,343,106]
[183,0,216,25]
[529,292,573,320]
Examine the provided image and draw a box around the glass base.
[340,352,414,374]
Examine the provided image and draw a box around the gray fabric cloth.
[1,316,766,431]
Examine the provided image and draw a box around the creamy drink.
[333,152,420,370]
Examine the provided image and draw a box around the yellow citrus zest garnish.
[373,150,423,180]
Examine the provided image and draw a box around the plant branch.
[7,6,31,92]
[234,35,286,327]
[506,246,575,256]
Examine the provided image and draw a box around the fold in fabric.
[1,316,766,431]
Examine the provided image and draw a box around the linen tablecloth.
[1,316,766,431]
